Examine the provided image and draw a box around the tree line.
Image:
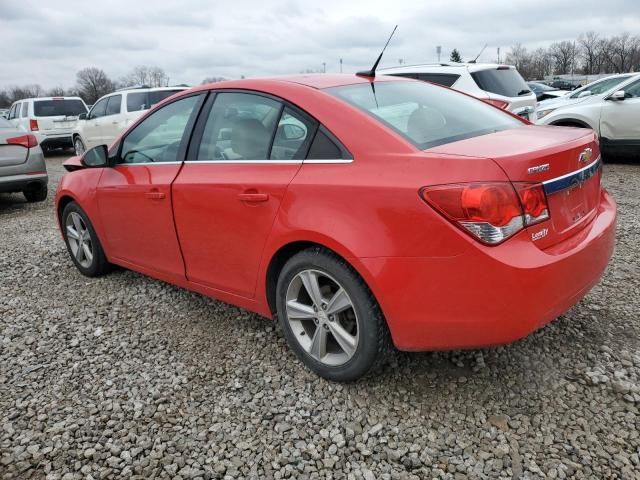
[0,65,175,108]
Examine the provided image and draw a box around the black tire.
[276,247,392,382]
[23,183,47,203]
[73,136,85,156]
[61,201,112,277]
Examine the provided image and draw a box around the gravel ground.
[1,153,639,480]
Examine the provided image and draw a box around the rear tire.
[61,202,112,277]
[23,183,47,203]
[276,247,392,382]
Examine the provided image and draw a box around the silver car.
[0,118,48,202]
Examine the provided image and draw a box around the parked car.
[537,73,640,157]
[548,79,580,90]
[527,82,568,101]
[7,97,88,155]
[0,118,48,202]
[72,86,188,155]
[56,74,615,381]
[0,109,9,119]
[379,63,538,121]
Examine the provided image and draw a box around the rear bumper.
[0,172,48,193]
[36,133,73,149]
[362,189,617,351]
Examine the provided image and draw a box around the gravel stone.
[1,156,639,479]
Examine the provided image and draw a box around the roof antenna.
[356,25,398,77]
[469,44,487,64]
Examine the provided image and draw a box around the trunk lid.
[428,125,602,248]
[0,128,28,167]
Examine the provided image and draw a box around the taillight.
[6,134,38,148]
[29,119,39,131]
[420,182,549,245]
[484,99,509,109]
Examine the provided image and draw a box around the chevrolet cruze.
[56,74,616,381]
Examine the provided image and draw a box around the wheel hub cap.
[65,212,93,268]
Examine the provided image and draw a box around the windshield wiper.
[517,89,532,96]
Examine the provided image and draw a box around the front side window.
[570,76,631,98]
[197,93,281,160]
[622,80,640,99]
[105,95,122,116]
[120,95,199,164]
[33,99,86,117]
[21,103,28,117]
[328,81,522,150]
[89,98,108,119]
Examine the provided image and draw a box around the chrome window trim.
[115,161,183,166]
[542,156,601,195]
[182,159,353,165]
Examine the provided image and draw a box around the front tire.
[62,202,111,277]
[276,247,391,382]
[73,136,86,156]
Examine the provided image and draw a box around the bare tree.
[530,48,553,80]
[47,86,67,97]
[76,67,115,104]
[579,32,600,75]
[7,85,44,102]
[608,33,640,73]
[121,65,170,88]
[549,41,576,75]
[201,77,228,84]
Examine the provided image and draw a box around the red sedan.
[56,74,616,381]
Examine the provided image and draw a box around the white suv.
[379,63,538,121]
[536,73,640,157]
[7,97,88,154]
[72,86,188,155]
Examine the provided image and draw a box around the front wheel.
[276,248,391,382]
[73,136,86,156]
[62,202,111,277]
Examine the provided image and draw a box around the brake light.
[484,99,509,109]
[29,119,39,131]
[420,182,549,245]
[6,134,38,148]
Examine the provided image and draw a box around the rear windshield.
[471,68,530,97]
[327,81,522,149]
[33,99,87,117]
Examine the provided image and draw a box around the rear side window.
[270,107,316,160]
[470,68,530,97]
[149,90,182,107]
[106,95,122,116]
[196,92,282,161]
[21,103,28,117]
[307,129,345,159]
[34,99,87,117]
[328,81,522,150]
[127,92,148,112]
[390,73,460,88]
[9,104,18,119]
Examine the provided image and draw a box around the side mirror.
[81,145,109,167]
[608,90,626,101]
[78,113,87,120]
[577,90,591,98]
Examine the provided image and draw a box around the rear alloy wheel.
[276,248,391,382]
[23,183,47,203]
[74,136,85,156]
[62,202,111,277]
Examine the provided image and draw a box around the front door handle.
[238,192,269,203]
[145,190,165,200]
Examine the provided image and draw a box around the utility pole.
[497,47,500,64]
[322,62,326,73]
[436,46,442,63]
[339,58,343,73]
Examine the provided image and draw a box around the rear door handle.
[145,190,165,200]
[238,193,269,203]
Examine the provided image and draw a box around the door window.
[9,104,19,119]
[120,95,199,164]
[127,92,148,112]
[106,95,122,116]
[21,103,28,117]
[270,107,316,160]
[623,81,640,98]
[89,98,108,119]
[197,93,281,161]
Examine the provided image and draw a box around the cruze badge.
[579,148,593,164]
[531,228,548,241]
[528,163,550,174]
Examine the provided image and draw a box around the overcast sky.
[1,0,639,89]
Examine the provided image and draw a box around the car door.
[102,94,123,145]
[172,91,316,298]
[83,98,108,149]
[95,93,204,279]
[600,79,640,142]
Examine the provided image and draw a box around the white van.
[72,86,188,155]
[7,97,88,154]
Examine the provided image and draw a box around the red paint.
[56,75,616,351]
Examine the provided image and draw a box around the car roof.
[379,62,515,74]
[195,74,408,92]
[12,96,85,103]
[114,86,190,93]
